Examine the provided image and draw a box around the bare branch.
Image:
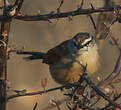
[33,102,38,110]
[0,0,12,109]
[88,14,96,30]
[80,0,84,9]
[100,93,121,110]
[5,6,121,21]
[7,73,121,109]
[12,0,24,16]
[83,73,121,109]
[7,82,80,101]
[56,0,64,13]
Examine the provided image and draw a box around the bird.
[17,32,100,84]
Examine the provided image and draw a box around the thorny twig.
[100,93,121,110]
[83,73,121,109]
[7,73,121,109]
[56,0,64,13]
[33,102,38,110]
[78,0,84,9]
[88,14,96,30]
[12,0,24,16]
[88,4,97,30]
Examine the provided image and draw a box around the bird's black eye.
[72,40,82,50]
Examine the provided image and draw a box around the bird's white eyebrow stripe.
[81,36,92,45]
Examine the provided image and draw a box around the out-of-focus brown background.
[6,0,121,110]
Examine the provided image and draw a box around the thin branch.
[89,97,101,107]
[100,93,121,110]
[83,73,121,109]
[80,0,84,9]
[90,3,95,10]
[110,33,121,51]
[3,1,6,6]
[7,73,121,109]
[7,82,80,101]
[13,0,23,8]
[56,0,64,13]
[4,5,121,21]
[33,102,38,110]
[12,0,24,16]
[88,14,96,30]
[0,0,12,109]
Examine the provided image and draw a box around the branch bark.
[7,83,79,101]
[0,5,120,21]
[0,3,12,110]
[0,0,24,110]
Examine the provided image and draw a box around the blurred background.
[4,0,121,109]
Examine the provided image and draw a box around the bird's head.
[72,32,93,50]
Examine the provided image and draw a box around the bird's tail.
[16,51,46,61]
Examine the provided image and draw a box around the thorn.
[33,102,38,110]
[80,0,84,8]
[57,0,64,13]
[57,8,60,14]
[77,0,84,11]
[88,14,96,30]
[59,0,64,8]
[47,19,52,23]
[68,16,73,21]
[90,3,95,9]
[83,63,87,72]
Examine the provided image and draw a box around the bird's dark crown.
[72,32,93,49]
